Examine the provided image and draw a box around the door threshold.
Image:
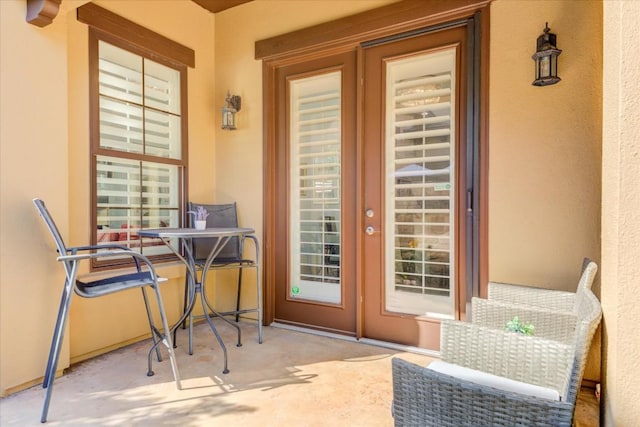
[358,338,440,358]
[270,322,441,358]
[271,322,359,342]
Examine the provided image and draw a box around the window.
[88,26,189,269]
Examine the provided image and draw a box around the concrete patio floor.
[0,320,598,426]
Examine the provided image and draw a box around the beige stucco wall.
[1,0,71,395]
[488,0,603,382]
[489,1,602,290]
[601,2,640,425]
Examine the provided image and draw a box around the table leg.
[171,266,197,350]
[201,288,242,347]
[200,287,231,374]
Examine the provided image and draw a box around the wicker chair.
[469,261,597,346]
[487,258,595,313]
[391,270,602,426]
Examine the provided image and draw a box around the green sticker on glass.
[434,183,451,191]
[291,286,300,295]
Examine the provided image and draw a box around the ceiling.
[191,0,254,14]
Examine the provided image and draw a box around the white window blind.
[385,49,456,318]
[289,71,342,304]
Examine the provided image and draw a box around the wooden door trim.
[261,2,490,328]
[255,0,491,61]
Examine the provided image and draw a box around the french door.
[272,51,358,335]
[362,25,473,349]
[266,16,484,350]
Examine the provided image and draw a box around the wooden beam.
[26,0,62,27]
[77,2,195,68]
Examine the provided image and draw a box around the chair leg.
[42,281,71,389]
[141,287,163,363]
[235,269,243,322]
[41,279,74,423]
[145,285,181,390]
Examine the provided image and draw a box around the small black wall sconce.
[532,23,562,86]
[222,91,241,130]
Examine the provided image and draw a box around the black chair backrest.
[189,202,241,262]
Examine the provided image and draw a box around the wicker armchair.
[469,261,597,348]
[392,358,575,426]
[392,270,602,426]
[488,258,596,313]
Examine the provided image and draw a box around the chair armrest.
[440,320,573,396]
[391,358,574,427]
[488,281,576,312]
[57,250,158,277]
[471,298,578,342]
[67,243,131,252]
[240,234,260,262]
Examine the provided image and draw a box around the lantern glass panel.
[550,55,557,78]
[222,108,236,129]
[540,55,551,78]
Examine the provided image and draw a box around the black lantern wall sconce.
[532,23,562,86]
[221,91,241,130]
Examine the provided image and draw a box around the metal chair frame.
[32,198,181,423]
[178,202,262,347]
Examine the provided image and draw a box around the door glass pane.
[385,49,456,319]
[289,71,342,304]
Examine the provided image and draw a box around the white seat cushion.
[427,360,561,401]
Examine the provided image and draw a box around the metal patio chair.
[179,202,262,345]
[32,198,181,423]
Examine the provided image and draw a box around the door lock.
[365,226,375,235]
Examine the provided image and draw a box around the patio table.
[138,227,258,374]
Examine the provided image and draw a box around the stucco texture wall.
[1,0,71,395]
[489,1,602,290]
[601,2,640,425]
[488,0,603,382]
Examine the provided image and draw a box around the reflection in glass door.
[385,49,456,320]
[289,71,342,304]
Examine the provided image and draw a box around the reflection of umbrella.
[394,163,450,178]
